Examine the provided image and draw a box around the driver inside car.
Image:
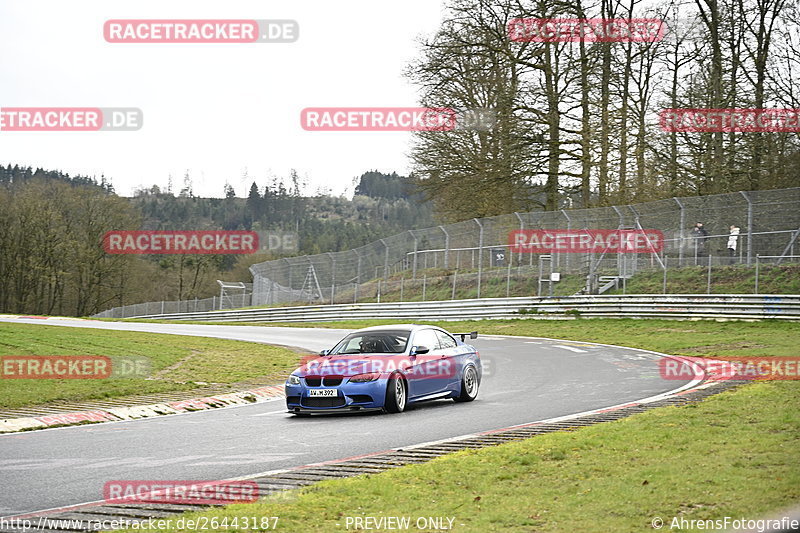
[359,336,384,353]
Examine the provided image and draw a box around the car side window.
[413,329,440,352]
[343,338,362,352]
[436,330,457,349]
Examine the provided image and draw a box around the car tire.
[454,365,479,402]
[384,373,407,413]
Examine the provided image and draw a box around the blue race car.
[285,324,481,415]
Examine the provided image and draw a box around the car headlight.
[349,373,380,383]
[287,374,301,385]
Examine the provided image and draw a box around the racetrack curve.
[0,317,694,517]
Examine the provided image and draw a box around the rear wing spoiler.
[456,331,478,342]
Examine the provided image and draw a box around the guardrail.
[127,294,800,322]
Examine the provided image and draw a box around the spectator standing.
[690,222,709,260]
[727,225,740,263]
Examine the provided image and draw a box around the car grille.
[303,376,343,387]
[302,397,346,408]
[286,395,301,405]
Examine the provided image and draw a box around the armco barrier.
[128,294,800,322]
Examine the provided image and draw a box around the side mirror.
[411,345,430,355]
[319,349,330,356]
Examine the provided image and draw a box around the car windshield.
[330,330,410,355]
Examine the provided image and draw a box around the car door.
[406,328,442,398]
[434,329,461,389]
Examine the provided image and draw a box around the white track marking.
[553,345,588,353]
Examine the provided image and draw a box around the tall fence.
[249,188,800,306]
[93,292,251,319]
[92,188,800,318]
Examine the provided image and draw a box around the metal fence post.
[353,249,362,284]
[328,252,336,304]
[707,254,712,294]
[422,275,427,301]
[506,250,512,297]
[741,191,753,265]
[452,270,458,300]
[284,258,292,291]
[514,212,525,266]
[612,205,625,279]
[755,254,760,294]
[383,240,390,280]
[474,218,484,298]
[662,256,668,294]
[674,197,685,266]
[407,232,418,280]
[440,225,450,269]
[561,209,571,271]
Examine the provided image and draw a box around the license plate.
[308,389,337,397]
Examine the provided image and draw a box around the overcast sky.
[0,0,446,198]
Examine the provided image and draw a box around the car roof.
[353,324,441,334]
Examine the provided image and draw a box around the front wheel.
[384,373,407,413]
[454,365,479,402]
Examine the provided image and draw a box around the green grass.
[608,263,800,295]
[0,323,305,409]
[119,321,799,532]
[137,383,800,533]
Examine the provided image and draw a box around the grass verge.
[117,319,799,532]
[0,323,304,409]
[130,382,799,533]
[607,263,800,295]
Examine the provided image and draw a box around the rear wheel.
[454,365,479,402]
[384,373,407,413]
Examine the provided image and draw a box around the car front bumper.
[285,378,388,413]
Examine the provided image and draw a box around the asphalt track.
[0,318,693,517]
